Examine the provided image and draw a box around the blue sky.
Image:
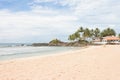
[0,0,32,11]
[0,0,120,43]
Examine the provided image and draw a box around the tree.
[94,28,100,38]
[90,29,94,37]
[110,29,116,36]
[68,34,76,41]
[83,28,91,38]
[74,32,80,40]
[68,27,117,43]
[77,27,84,40]
[68,27,84,41]
[77,26,84,32]
[49,39,62,44]
[118,33,120,38]
[101,28,116,37]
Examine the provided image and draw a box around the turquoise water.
[0,46,79,60]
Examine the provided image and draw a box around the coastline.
[0,45,96,62]
[0,46,82,61]
[0,45,120,80]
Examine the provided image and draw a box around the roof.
[103,36,120,41]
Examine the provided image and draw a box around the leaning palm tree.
[76,27,84,40]
[83,28,91,39]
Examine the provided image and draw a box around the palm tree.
[77,26,84,32]
[74,32,80,40]
[94,28,100,38]
[101,28,116,37]
[90,29,95,40]
[118,34,120,38]
[68,34,76,41]
[75,27,84,40]
[83,28,91,39]
[110,29,116,36]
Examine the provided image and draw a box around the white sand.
[0,45,120,80]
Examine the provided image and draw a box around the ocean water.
[0,43,78,60]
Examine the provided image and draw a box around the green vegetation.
[49,39,62,44]
[33,27,120,47]
[83,28,91,39]
[101,28,116,37]
[49,39,65,46]
[94,28,100,38]
[48,27,120,47]
[68,27,119,42]
[118,34,120,38]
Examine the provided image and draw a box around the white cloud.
[0,0,120,42]
[31,0,120,24]
[0,9,78,42]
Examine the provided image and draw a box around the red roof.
[103,36,120,41]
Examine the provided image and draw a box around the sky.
[0,0,120,43]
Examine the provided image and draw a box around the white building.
[102,36,120,44]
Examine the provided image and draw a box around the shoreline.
[0,46,83,61]
[0,45,120,80]
[0,45,94,62]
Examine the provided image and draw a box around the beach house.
[102,36,120,44]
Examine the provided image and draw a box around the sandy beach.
[0,45,120,80]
